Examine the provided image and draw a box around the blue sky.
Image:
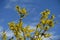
[0,0,60,40]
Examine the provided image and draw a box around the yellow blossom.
[28,29,35,33]
[25,25,30,30]
[36,24,43,29]
[41,15,48,19]
[25,33,30,37]
[41,9,50,16]
[21,8,27,15]
[40,19,46,25]
[14,31,20,37]
[22,25,34,33]
[16,5,27,15]
[8,8,55,40]
[48,20,54,27]
[19,37,24,40]
[45,20,51,24]
[8,22,15,27]
[35,31,39,36]
[41,12,46,16]
[16,23,20,31]
[44,26,50,31]
[16,23,19,27]
[44,34,51,38]
[8,22,15,30]
[16,5,20,10]
[16,23,23,31]
[45,9,50,15]
[14,27,18,31]
[16,5,22,14]
[22,26,30,32]
[37,37,42,40]
[45,20,54,27]
[22,28,27,32]
[51,14,55,20]
[34,37,42,40]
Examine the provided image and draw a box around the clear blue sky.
[0,0,60,40]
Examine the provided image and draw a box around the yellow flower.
[45,9,50,15]
[34,37,42,40]
[16,5,20,10]
[16,5,22,14]
[41,11,46,16]
[8,22,15,30]
[25,25,30,30]
[45,20,54,27]
[22,25,30,32]
[14,27,18,31]
[45,20,51,24]
[35,31,39,36]
[16,5,27,15]
[16,23,20,31]
[16,5,20,9]
[8,22,15,27]
[16,23,23,31]
[41,15,48,19]
[21,8,27,15]
[19,37,24,40]
[28,29,34,33]
[14,31,20,37]
[22,28,27,32]
[41,9,50,16]
[49,22,54,27]
[22,25,34,33]
[51,14,55,20]
[44,26,49,31]
[48,20,54,27]
[44,34,51,38]
[16,23,19,27]
[36,24,43,29]
[37,37,42,40]
[40,19,46,25]
[25,33,30,37]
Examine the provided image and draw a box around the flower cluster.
[2,6,55,40]
[16,5,27,18]
[33,9,55,40]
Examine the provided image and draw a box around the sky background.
[0,0,60,40]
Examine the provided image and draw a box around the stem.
[20,17,26,40]
[23,32,26,40]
